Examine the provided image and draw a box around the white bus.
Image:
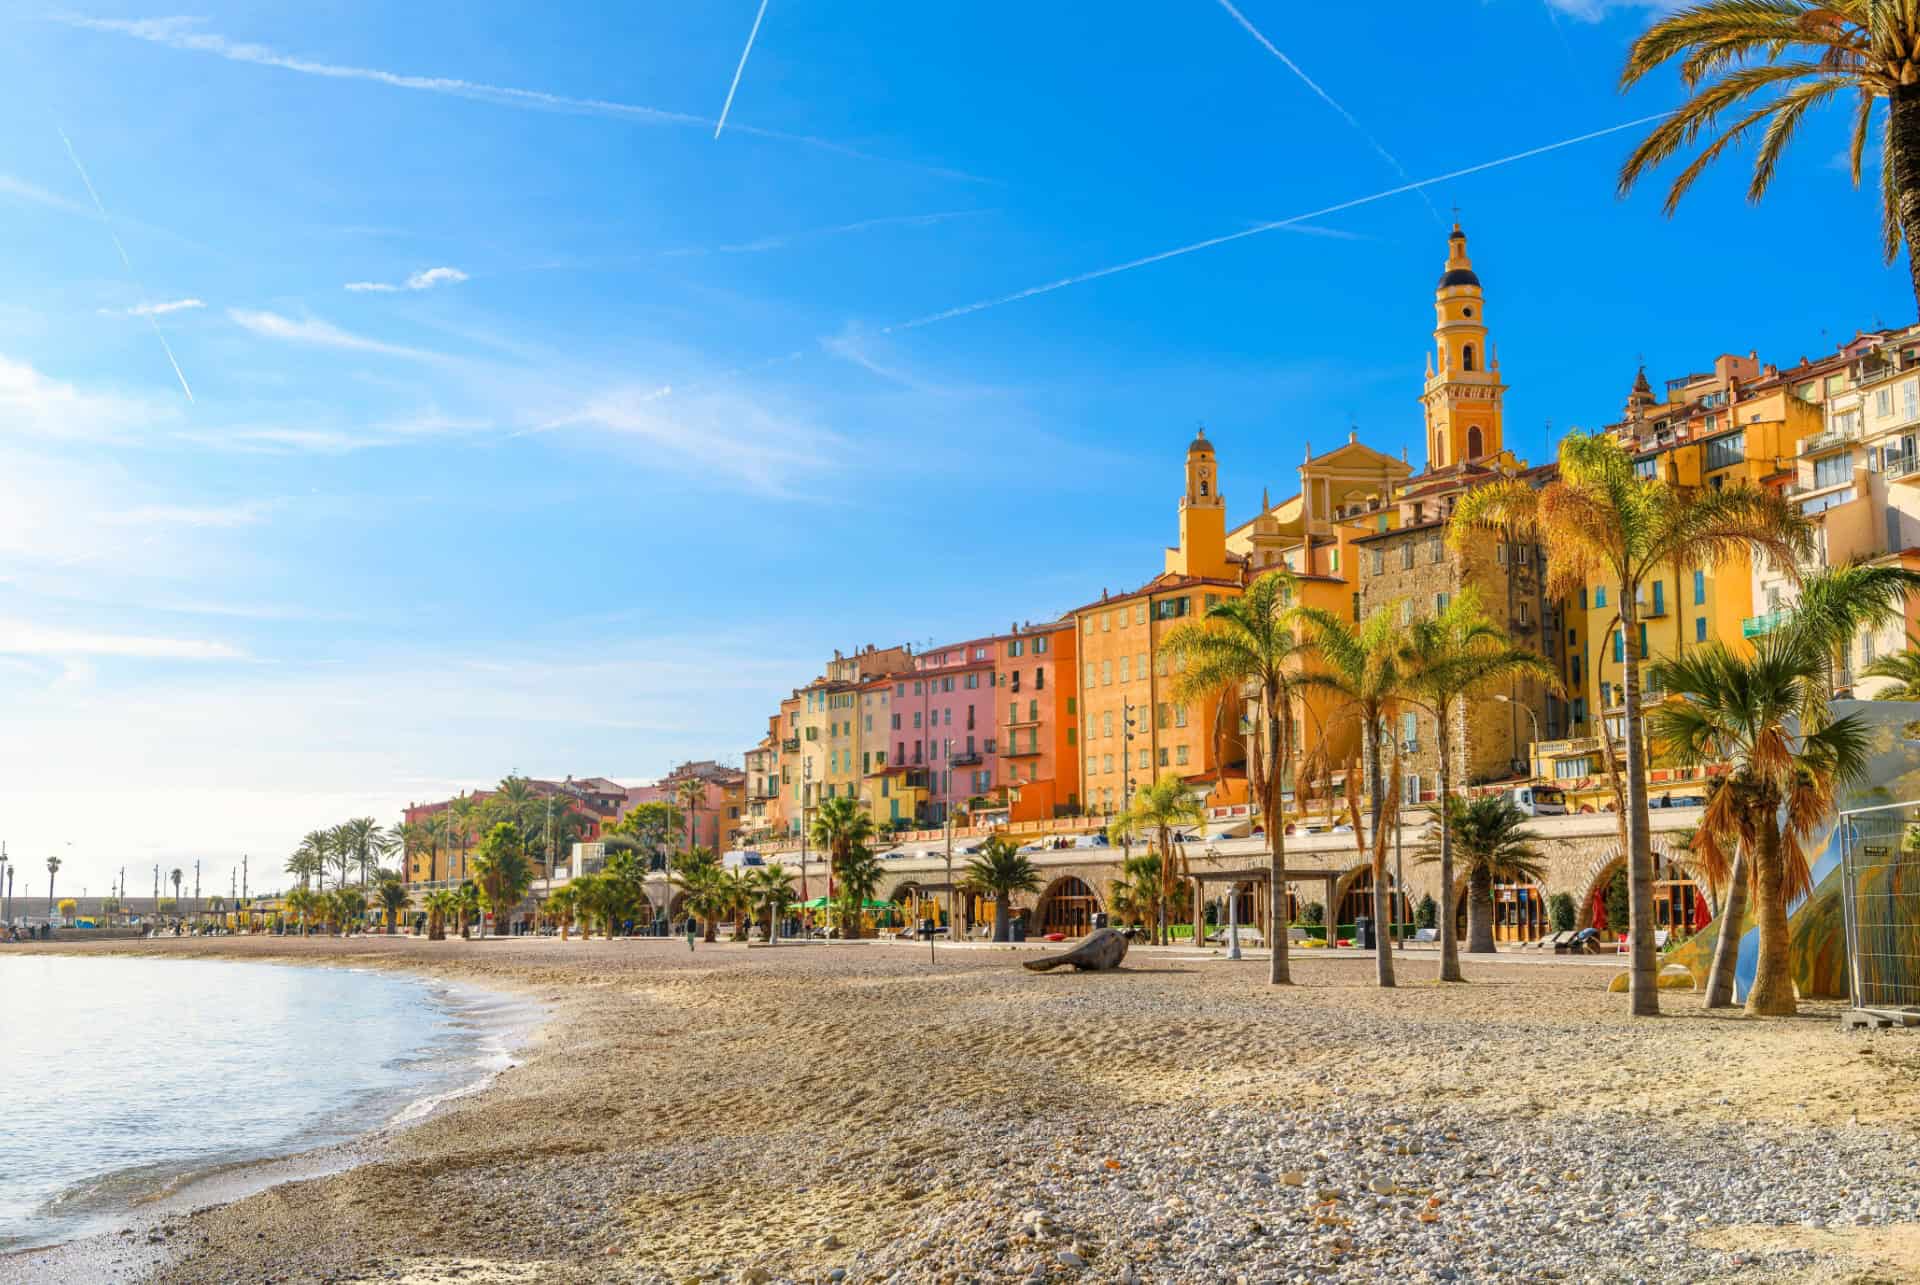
[1509,785,1569,816]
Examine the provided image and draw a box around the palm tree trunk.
[1268,692,1291,986]
[1618,596,1661,1017]
[1368,722,1396,988]
[1893,83,1920,320]
[1466,862,1497,953]
[704,916,718,944]
[993,893,1009,943]
[1703,847,1748,1009]
[1746,818,1797,1016]
[1436,708,1464,982]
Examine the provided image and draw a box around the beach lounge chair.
[1548,931,1576,953]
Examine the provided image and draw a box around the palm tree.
[962,835,1042,942]
[543,884,579,940]
[1402,587,1559,981]
[674,777,708,853]
[1453,430,1809,1014]
[1109,774,1206,945]
[169,867,183,915]
[45,855,60,915]
[1617,2,1920,314]
[469,823,534,938]
[1107,850,1188,939]
[1294,604,1422,987]
[343,817,383,887]
[325,824,355,891]
[833,844,885,939]
[1160,568,1306,984]
[292,830,329,890]
[1649,562,1920,1015]
[330,887,364,934]
[749,864,797,942]
[377,877,409,933]
[1862,632,1920,697]
[671,847,727,942]
[809,795,876,905]
[423,888,457,941]
[1418,795,1550,954]
[534,799,591,878]
[448,794,481,881]
[284,886,316,936]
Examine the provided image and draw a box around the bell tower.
[1167,428,1229,578]
[1420,224,1505,471]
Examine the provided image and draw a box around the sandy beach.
[11,933,1920,1284]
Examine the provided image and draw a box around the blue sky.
[1,1,1909,894]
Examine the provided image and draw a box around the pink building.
[623,760,748,853]
[896,636,1002,824]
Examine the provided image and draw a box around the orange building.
[995,618,1080,822]
[1073,431,1246,819]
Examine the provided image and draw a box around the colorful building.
[996,618,1081,823]
[623,760,747,853]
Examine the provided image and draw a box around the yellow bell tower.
[1166,428,1230,578]
[1420,224,1505,472]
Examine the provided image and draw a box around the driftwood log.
[1021,928,1129,972]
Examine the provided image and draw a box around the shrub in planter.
[1416,894,1437,930]
[1549,891,1576,933]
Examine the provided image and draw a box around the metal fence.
[1839,801,1920,1020]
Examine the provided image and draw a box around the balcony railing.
[949,750,984,766]
[1803,423,1861,454]
[1888,454,1920,482]
[1742,609,1790,638]
[781,737,800,752]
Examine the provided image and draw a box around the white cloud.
[344,265,469,293]
[228,309,446,362]
[56,14,990,182]
[0,352,176,441]
[1542,0,1678,19]
[99,298,205,318]
[0,173,93,218]
[538,384,844,496]
[0,620,244,660]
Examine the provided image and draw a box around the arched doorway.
[1339,868,1410,931]
[1037,876,1100,936]
[1466,425,1484,458]
[1584,852,1711,940]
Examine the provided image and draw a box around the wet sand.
[9,933,1920,1284]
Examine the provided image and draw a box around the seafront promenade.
[14,933,1920,1284]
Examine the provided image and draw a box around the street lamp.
[1493,693,1542,782]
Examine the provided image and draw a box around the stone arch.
[1331,864,1411,929]
[1466,425,1483,459]
[1578,842,1712,938]
[1462,343,1477,372]
[1035,875,1102,936]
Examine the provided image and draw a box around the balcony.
[781,737,800,753]
[1802,423,1861,455]
[949,750,984,766]
[1888,454,1920,483]
[1742,609,1790,638]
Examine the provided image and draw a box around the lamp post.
[1494,693,1543,782]
[1213,846,1241,960]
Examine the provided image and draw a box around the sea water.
[0,955,523,1250]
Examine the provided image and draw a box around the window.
[1371,548,1384,575]
[1813,451,1854,488]
[1600,680,1613,708]
[1156,702,1170,730]
[1613,631,1624,663]
[1692,570,1705,605]
[1462,343,1476,372]
[1555,756,1594,780]
[964,672,979,690]
[1101,612,1110,632]
[1578,587,1588,611]
[1435,592,1450,614]
[1863,631,1878,665]
[1517,600,1529,627]
[1035,667,1045,689]
[1905,379,1918,422]
[1008,639,1024,658]
[1430,538,1444,564]
[1401,711,1418,749]
[1651,581,1665,614]
[1156,748,1168,768]
[1695,617,1707,643]
[1103,754,1114,774]
[1399,601,1413,626]
[1174,704,1188,728]
[1175,745,1190,765]
[1704,434,1745,471]
[1153,597,1191,620]
[1595,585,1608,608]
[1118,655,1130,684]
[1401,542,1415,570]
[1028,700,1038,721]
[1066,697,1076,716]
[1639,623,1648,656]
[1067,727,1077,745]
[1102,711,1113,738]
[1035,636,1049,654]
[1101,660,1112,686]
[1877,389,1894,418]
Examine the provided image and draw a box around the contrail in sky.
[59,128,196,403]
[1212,0,1441,225]
[882,112,1671,333]
[715,0,771,139]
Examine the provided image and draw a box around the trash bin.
[919,917,935,940]
[1354,915,1374,950]
[1009,917,1028,943]
[1092,911,1109,931]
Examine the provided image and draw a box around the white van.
[721,849,765,869]
[1509,785,1568,817]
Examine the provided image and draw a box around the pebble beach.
[12,934,1920,1284]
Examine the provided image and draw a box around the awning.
[799,897,892,910]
